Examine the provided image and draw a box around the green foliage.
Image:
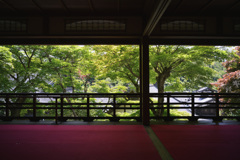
[169,109,191,117]
[0,44,236,119]
[91,78,128,93]
[0,46,13,92]
[209,62,226,81]
[150,45,234,92]
[213,47,240,116]
[92,45,140,93]
[150,98,191,117]
[127,100,140,108]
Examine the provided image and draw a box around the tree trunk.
[151,72,170,117]
[134,83,140,93]
[10,97,26,117]
[157,78,165,117]
[10,108,21,117]
[66,97,78,117]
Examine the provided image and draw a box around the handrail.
[149,92,240,122]
[0,93,141,123]
[0,92,240,123]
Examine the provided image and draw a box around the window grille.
[160,18,205,32]
[65,19,126,32]
[0,19,27,32]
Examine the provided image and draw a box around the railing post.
[191,94,195,117]
[188,93,198,121]
[55,98,58,125]
[213,93,222,122]
[87,95,90,119]
[139,94,142,121]
[5,95,9,118]
[33,94,36,121]
[167,94,170,118]
[61,95,63,119]
[216,93,219,117]
[113,95,116,120]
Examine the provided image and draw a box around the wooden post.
[167,94,170,118]
[33,94,36,120]
[55,98,58,125]
[61,95,64,119]
[140,37,150,126]
[213,93,222,122]
[216,93,219,117]
[113,95,116,118]
[6,95,9,118]
[87,95,90,119]
[191,94,195,117]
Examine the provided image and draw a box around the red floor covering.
[0,125,160,160]
[151,125,240,160]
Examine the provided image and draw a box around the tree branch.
[5,71,18,82]
[27,48,36,68]
[124,63,139,79]
[153,66,161,75]
[158,61,164,72]
[169,58,184,69]
[170,45,180,55]
[15,54,26,69]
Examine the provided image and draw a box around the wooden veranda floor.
[0,120,239,160]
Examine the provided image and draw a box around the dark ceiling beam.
[60,0,69,15]
[117,0,120,15]
[198,0,215,15]
[88,0,95,14]
[173,0,185,13]
[150,36,240,46]
[1,36,240,45]
[31,0,46,15]
[224,0,240,13]
[143,0,154,17]
[0,0,19,13]
[143,0,171,36]
[0,36,141,45]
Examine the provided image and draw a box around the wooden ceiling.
[0,0,240,45]
[0,0,153,17]
[1,0,239,17]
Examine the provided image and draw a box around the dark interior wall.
[151,17,240,37]
[0,16,239,45]
[1,16,239,37]
[28,17,44,35]
[27,16,143,36]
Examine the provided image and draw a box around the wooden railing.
[0,93,141,124]
[0,93,240,123]
[150,93,240,122]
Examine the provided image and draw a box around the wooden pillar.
[140,37,150,126]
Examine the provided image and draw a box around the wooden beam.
[143,0,155,17]
[173,0,185,13]
[143,0,171,36]
[198,0,215,15]
[117,0,120,16]
[59,0,69,15]
[31,0,46,15]
[0,0,19,13]
[0,36,141,45]
[224,0,240,13]
[149,36,240,45]
[88,0,95,14]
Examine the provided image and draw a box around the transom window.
[65,19,126,32]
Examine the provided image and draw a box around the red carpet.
[151,125,240,160]
[0,125,160,160]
